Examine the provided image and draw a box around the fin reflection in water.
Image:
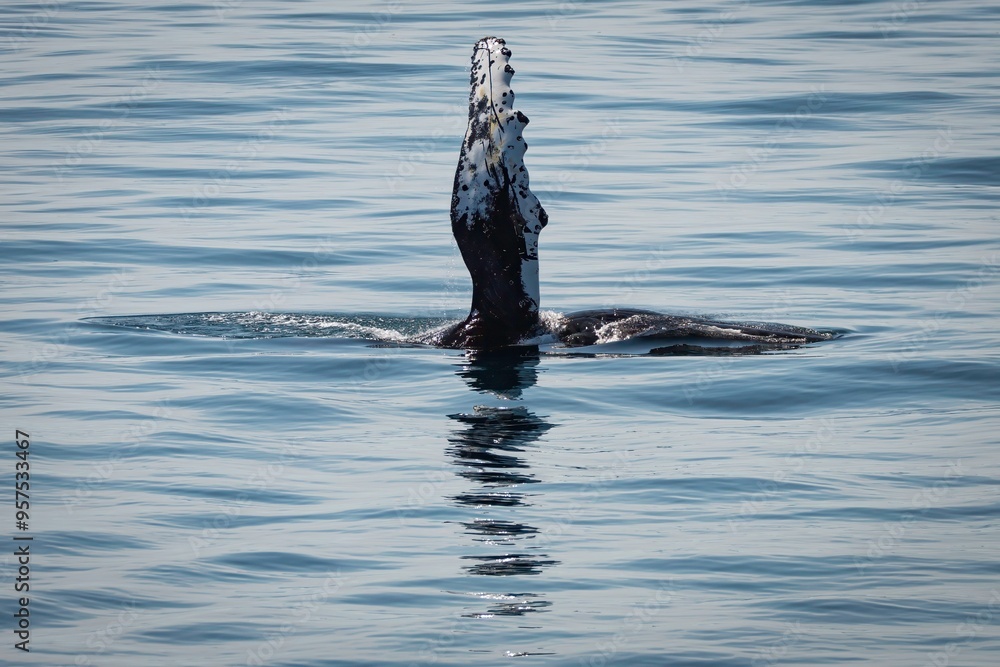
[446,347,557,618]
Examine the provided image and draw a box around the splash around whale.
[87,37,838,355]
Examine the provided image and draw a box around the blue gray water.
[3,1,1000,665]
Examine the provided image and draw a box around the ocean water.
[3,1,1000,665]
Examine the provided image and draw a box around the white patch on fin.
[453,36,547,312]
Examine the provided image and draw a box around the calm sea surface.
[3,1,1000,665]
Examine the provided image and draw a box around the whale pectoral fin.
[448,37,548,349]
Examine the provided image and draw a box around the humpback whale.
[434,36,547,349]
[432,37,831,351]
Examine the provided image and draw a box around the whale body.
[432,37,831,351]
[435,37,547,349]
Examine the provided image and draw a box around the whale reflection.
[446,347,557,616]
[449,406,547,502]
[452,345,542,399]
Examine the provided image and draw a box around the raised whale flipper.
[436,37,548,350]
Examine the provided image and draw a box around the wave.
[85,310,844,357]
